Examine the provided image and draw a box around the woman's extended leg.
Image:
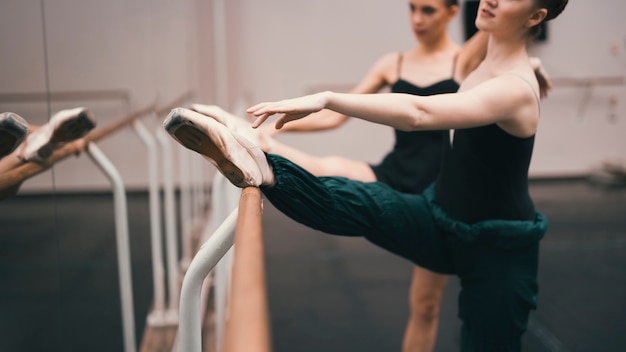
[262,154,451,272]
[262,136,377,181]
[164,107,452,270]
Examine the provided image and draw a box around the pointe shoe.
[20,107,96,162]
[164,107,274,187]
[0,112,29,159]
[189,103,260,145]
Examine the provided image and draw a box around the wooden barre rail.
[0,89,131,103]
[306,76,626,94]
[87,90,193,142]
[0,91,193,190]
[550,76,625,87]
[226,187,272,352]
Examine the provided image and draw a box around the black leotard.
[435,75,540,223]
[370,54,459,194]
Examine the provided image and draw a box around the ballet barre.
[550,76,625,87]
[226,187,271,352]
[179,187,271,352]
[0,103,154,190]
[0,89,131,103]
[306,76,626,94]
[549,76,624,119]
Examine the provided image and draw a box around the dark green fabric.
[422,184,548,249]
[261,154,545,351]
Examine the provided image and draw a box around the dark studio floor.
[0,179,625,351]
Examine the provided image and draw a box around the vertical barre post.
[178,145,192,271]
[155,127,180,317]
[86,142,136,352]
[179,208,239,352]
[203,175,229,352]
[133,120,174,326]
[192,157,204,230]
[189,156,200,234]
[212,174,239,352]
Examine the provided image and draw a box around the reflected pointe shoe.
[20,107,96,162]
[0,112,29,159]
[163,107,274,187]
[189,103,260,145]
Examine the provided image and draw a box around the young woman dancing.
[164,0,568,350]
[192,1,483,350]
[190,1,551,349]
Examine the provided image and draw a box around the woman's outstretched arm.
[249,74,538,137]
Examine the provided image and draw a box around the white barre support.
[191,156,204,231]
[86,142,136,352]
[551,76,625,87]
[178,145,192,271]
[189,156,199,235]
[211,175,240,352]
[133,120,176,326]
[179,207,239,352]
[155,127,181,319]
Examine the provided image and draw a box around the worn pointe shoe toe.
[21,107,96,162]
[189,103,260,145]
[164,107,273,187]
[0,112,29,158]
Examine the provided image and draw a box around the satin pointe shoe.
[189,103,260,145]
[163,107,273,187]
[0,112,29,159]
[19,107,96,162]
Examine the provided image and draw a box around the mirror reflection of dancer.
[0,108,96,200]
[164,0,568,350]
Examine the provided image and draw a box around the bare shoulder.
[371,52,401,72]
[496,71,540,109]
[447,69,540,135]
[351,52,401,93]
[491,71,541,137]
[464,69,538,103]
[369,52,402,79]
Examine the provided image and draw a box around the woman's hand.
[248,92,330,129]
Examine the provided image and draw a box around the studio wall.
[1,0,625,193]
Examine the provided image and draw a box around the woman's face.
[475,0,542,38]
[409,0,457,44]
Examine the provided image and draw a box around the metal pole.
[225,188,271,352]
[178,145,192,271]
[86,142,136,352]
[133,120,175,326]
[179,208,238,352]
[156,127,181,318]
[200,173,237,352]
